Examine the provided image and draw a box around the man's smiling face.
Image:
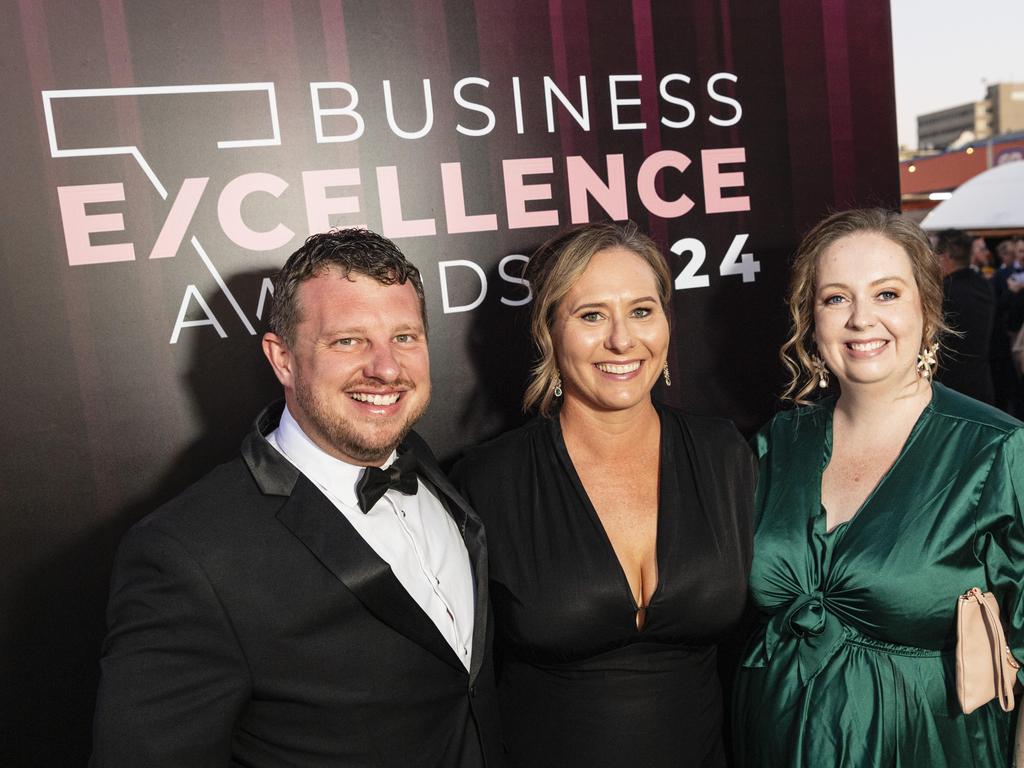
[266,268,430,466]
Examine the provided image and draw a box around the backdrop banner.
[2,0,897,762]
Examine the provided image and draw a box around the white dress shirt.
[267,406,475,670]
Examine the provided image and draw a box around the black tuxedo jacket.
[91,402,501,767]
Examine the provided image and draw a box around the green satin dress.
[733,383,1024,767]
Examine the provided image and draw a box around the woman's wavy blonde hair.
[522,222,672,417]
[782,208,948,404]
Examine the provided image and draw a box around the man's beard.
[294,378,429,464]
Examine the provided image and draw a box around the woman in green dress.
[733,209,1024,767]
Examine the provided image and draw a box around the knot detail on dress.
[783,591,829,638]
[761,591,846,686]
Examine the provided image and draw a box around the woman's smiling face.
[813,231,925,392]
[552,247,670,415]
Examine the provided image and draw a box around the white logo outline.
[41,83,284,336]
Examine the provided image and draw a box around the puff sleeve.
[975,426,1024,684]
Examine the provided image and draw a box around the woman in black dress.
[452,222,755,768]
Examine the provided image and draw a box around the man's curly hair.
[268,228,427,346]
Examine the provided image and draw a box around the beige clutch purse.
[956,587,1024,766]
[956,587,1020,714]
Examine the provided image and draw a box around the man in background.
[935,228,995,404]
[991,238,1024,413]
[992,239,1022,300]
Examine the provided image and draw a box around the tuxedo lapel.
[405,438,490,685]
[244,408,480,678]
[276,476,465,672]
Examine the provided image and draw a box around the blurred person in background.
[992,239,1024,413]
[993,239,1023,299]
[934,229,995,404]
[971,236,996,277]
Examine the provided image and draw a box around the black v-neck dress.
[451,404,755,768]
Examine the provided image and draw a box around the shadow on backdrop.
[451,254,535,468]
[5,271,279,766]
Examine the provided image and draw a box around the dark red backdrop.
[1,1,897,763]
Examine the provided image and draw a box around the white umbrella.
[920,160,1024,231]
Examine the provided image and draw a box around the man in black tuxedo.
[935,229,995,404]
[91,229,501,767]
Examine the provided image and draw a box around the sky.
[890,0,1023,148]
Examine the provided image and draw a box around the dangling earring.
[917,342,939,380]
[662,363,671,387]
[553,370,563,398]
[811,354,829,389]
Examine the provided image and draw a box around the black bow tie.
[355,452,419,513]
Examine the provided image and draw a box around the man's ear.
[262,332,294,389]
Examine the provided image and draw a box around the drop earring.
[662,363,671,387]
[811,354,829,389]
[917,343,939,380]
[553,371,563,398]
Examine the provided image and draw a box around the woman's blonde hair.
[781,208,948,404]
[522,221,672,417]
